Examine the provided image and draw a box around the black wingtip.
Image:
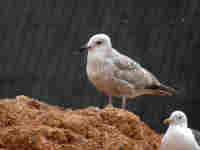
[145,83,177,96]
[159,84,177,96]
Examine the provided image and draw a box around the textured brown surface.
[0,95,161,150]
[0,0,200,133]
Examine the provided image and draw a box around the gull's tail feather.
[145,83,177,96]
[159,84,177,96]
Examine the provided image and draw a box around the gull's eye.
[96,41,102,45]
[178,116,182,120]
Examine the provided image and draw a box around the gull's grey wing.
[110,49,160,89]
[192,129,200,147]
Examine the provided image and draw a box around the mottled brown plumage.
[81,33,176,108]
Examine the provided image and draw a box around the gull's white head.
[80,33,112,53]
[164,110,188,127]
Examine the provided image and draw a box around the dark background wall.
[0,0,200,133]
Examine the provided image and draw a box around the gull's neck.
[169,122,188,129]
[87,47,112,60]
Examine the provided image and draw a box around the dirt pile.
[0,95,161,150]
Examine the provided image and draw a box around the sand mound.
[0,96,161,150]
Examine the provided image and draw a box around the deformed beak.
[163,118,172,125]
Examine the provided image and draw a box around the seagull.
[80,33,176,109]
[160,111,200,150]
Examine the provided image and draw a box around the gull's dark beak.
[73,43,89,55]
[79,44,89,53]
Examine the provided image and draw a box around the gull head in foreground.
[161,110,200,150]
[163,110,187,126]
[80,33,176,109]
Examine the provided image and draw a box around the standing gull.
[160,111,200,150]
[80,33,176,108]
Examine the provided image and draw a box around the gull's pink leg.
[108,95,112,105]
[121,96,126,109]
[106,95,113,107]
